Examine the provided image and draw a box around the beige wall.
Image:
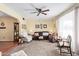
[0,4,24,33]
[0,16,17,41]
[26,19,57,34]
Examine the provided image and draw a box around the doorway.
[0,16,18,41]
[14,23,19,42]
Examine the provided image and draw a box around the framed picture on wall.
[35,24,47,29]
[1,22,5,26]
[40,24,42,29]
[0,22,6,29]
[35,24,39,28]
[22,24,26,29]
[43,24,47,28]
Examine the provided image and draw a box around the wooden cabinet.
[14,23,19,42]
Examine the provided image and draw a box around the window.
[57,10,75,51]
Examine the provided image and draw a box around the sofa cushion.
[43,32,49,36]
[39,36,43,39]
[34,33,39,36]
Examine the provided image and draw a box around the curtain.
[57,10,75,51]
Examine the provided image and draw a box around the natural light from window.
[57,10,75,51]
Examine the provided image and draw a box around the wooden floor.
[0,41,18,53]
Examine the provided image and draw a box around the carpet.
[3,40,77,56]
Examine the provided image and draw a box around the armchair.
[19,32,32,43]
[57,35,72,56]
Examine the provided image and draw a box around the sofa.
[32,31,49,40]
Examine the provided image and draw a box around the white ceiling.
[0,11,9,16]
[4,3,73,19]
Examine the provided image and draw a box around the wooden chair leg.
[60,47,62,55]
[70,48,72,56]
[67,48,70,52]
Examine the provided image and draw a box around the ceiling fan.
[25,4,50,16]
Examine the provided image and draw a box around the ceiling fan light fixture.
[25,4,50,16]
[23,18,25,20]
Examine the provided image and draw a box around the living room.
[0,3,79,56]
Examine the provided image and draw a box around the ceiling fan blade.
[41,12,47,15]
[30,12,38,13]
[30,4,36,9]
[37,13,40,16]
[30,4,39,11]
[42,9,49,12]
